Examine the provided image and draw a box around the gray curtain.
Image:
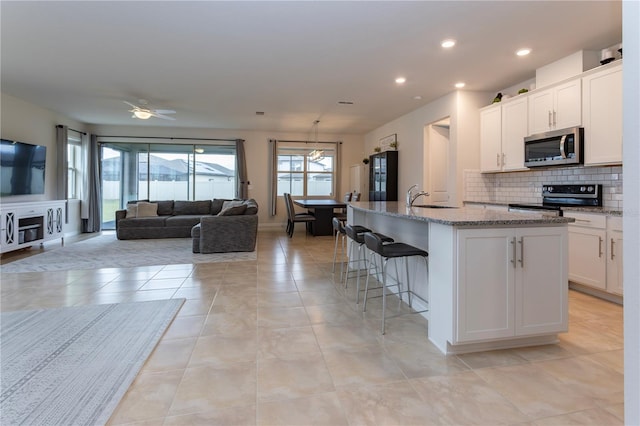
[268,139,277,216]
[80,132,90,219]
[82,135,101,233]
[55,125,68,201]
[235,139,248,199]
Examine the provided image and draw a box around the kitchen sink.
[411,204,457,209]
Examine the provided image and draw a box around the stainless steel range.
[508,184,603,217]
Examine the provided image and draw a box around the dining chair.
[334,192,352,222]
[284,193,316,237]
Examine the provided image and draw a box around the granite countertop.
[463,200,623,216]
[350,202,575,227]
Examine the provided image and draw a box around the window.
[276,146,335,197]
[67,132,82,199]
[100,141,237,229]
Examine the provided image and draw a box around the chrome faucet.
[406,184,430,206]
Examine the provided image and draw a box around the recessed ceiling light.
[413,95,423,100]
[455,82,465,88]
[395,77,406,84]
[441,39,456,48]
[516,48,531,56]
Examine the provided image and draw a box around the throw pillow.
[221,200,244,210]
[217,204,247,216]
[153,200,174,216]
[211,199,229,215]
[136,202,158,217]
[125,204,138,218]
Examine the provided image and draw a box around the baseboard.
[569,282,623,305]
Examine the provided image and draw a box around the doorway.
[426,118,452,204]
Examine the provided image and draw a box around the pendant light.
[309,120,324,161]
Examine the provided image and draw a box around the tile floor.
[0,229,624,425]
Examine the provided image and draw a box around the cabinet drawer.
[564,211,606,229]
[607,216,623,232]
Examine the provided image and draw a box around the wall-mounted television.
[1,139,47,196]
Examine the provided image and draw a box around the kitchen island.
[348,201,575,355]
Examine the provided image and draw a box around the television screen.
[1,139,47,196]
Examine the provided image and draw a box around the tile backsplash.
[464,165,623,210]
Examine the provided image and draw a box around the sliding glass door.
[100,141,237,229]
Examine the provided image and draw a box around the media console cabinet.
[0,200,65,254]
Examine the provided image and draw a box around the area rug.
[0,299,184,426]
[1,233,257,273]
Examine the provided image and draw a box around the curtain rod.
[56,124,86,135]
[97,135,242,142]
[275,139,342,145]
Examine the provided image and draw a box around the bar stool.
[362,232,429,334]
[344,225,393,304]
[332,217,348,279]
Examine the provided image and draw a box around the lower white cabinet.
[565,211,623,296]
[0,200,66,254]
[606,216,623,295]
[456,226,568,343]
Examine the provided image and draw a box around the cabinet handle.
[496,153,500,167]
[610,238,615,260]
[598,237,603,258]
[510,237,516,268]
[501,153,505,166]
[553,110,557,126]
[518,237,524,267]
[548,111,552,127]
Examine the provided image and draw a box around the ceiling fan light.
[134,110,152,119]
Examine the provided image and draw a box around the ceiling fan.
[124,99,176,121]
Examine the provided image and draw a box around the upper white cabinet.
[480,96,528,173]
[582,62,623,165]
[501,97,529,171]
[480,105,502,172]
[528,79,581,135]
[456,226,568,343]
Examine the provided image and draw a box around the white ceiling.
[1,1,622,135]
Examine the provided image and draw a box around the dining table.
[293,198,347,236]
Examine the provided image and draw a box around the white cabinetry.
[456,226,568,343]
[565,211,623,297]
[606,216,623,295]
[502,97,529,171]
[480,96,528,172]
[582,62,623,165]
[480,105,502,172]
[0,201,65,254]
[528,79,581,135]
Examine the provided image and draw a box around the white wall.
[364,90,491,205]
[623,0,639,423]
[0,93,90,235]
[1,93,364,232]
[89,124,364,229]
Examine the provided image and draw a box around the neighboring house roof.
[102,154,234,180]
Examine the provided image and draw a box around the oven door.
[524,127,583,167]
[508,204,562,217]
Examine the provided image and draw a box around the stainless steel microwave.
[524,127,584,167]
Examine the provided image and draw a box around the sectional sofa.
[115,199,258,252]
